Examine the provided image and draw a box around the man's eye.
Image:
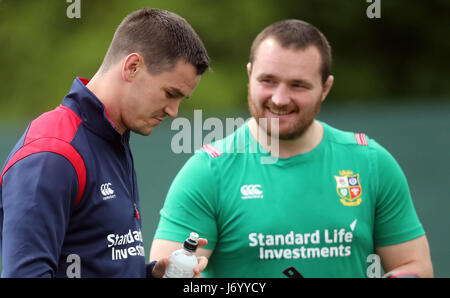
[291,83,309,90]
[165,91,175,99]
[260,79,274,85]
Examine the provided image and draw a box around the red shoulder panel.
[1,106,86,205]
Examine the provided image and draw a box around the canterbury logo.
[240,184,263,199]
[101,183,116,200]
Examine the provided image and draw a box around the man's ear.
[320,75,334,102]
[246,62,252,78]
[122,53,143,82]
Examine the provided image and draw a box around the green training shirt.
[154,121,425,277]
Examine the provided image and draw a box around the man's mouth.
[265,105,296,117]
[267,106,292,115]
[153,116,165,124]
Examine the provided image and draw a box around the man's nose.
[271,84,290,106]
[164,99,181,118]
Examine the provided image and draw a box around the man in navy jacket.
[0,8,209,278]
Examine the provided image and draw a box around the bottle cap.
[183,232,199,252]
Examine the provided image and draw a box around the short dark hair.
[101,8,210,75]
[250,19,332,84]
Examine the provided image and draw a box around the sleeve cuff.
[145,261,158,278]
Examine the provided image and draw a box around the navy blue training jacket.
[0,77,155,277]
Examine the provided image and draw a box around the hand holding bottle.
[151,235,208,278]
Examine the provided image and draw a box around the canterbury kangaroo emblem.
[240,184,264,199]
[101,182,116,200]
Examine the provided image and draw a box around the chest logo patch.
[240,184,264,199]
[101,182,116,200]
[334,170,362,206]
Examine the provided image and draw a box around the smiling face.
[247,38,333,140]
[120,58,201,136]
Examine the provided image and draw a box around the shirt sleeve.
[371,140,425,247]
[1,152,78,277]
[153,151,219,250]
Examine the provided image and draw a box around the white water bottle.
[163,232,199,278]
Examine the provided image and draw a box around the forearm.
[377,235,433,278]
[383,260,433,278]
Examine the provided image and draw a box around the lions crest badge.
[335,170,362,206]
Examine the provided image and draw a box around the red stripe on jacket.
[1,105,86,205]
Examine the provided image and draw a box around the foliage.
[0,0,448,119]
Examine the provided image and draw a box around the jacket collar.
[62,77,128,143]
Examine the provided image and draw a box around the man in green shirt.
[150,20,433,277]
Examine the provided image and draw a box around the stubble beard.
[247,90,322,141]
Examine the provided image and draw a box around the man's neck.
[248,118,324,159]
[85,69,125,134]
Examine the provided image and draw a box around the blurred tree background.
[1,0,449,277]
[0,0,449,120]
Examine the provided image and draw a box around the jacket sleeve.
[1,152,79,277]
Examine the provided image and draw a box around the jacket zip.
[134,203,140,220]
[122,134,139,220]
